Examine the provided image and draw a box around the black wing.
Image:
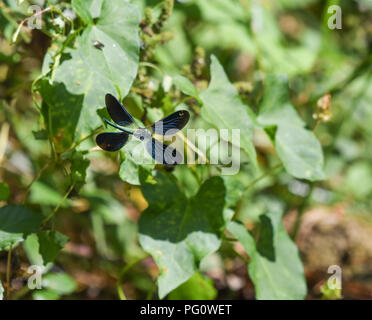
[150,110,190,136]
[96,132,129,151]
[105,93,134,126]
[145,138,183,166]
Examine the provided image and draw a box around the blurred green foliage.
[0,0,371,300]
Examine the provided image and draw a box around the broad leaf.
[43,0,141,149]
[38,80,84,152]
[139,171,226,299]
[0,206,42,250]
[119,140,155,186]
[24,231,69,266]
[258,75,325,181]
[29,181,69,207]
[172,75,200,100]
[72,0,103,24]
[276,125,325,181]
[119,156,141,186]
[200,55,258,170]
[42,273,77,295]
[33,289,60,300]
[168,272,217,300]
[228,213,307,300]
[257,75,304,128]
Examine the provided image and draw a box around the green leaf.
[84,189,126,225]
[70,152,90,191]
[0,281,3,300]
[32,129,48,140]
[168,272,217,300]
[38,80,84,152]
[119,156,141,186]
[0,182,10,201]
[42,273,77,295]
[276,125,325,181]
[172,75,199,99]
[24,233,44,267]
[29,181,69,207]
[344,161,372,198]
[200,55,257,170]
[47,0,141,147]
[72,0,103,24]
[251,2,320,75]
[0,205,42,250]
[257,75,304,128]
[258,75,325,181]
[33,288,60,300]
[24,231,69,266]
[276,0,318,9]
[228,213,307,300]
[196,0,246,23]
[139,171,226,299]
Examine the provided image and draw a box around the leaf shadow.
[256,215,276,261]
[138,170,226,244]
[38,80,84,152]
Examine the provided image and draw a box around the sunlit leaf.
[257,75,304,128]
[43,0,141,149]
[33,288,60,300]
[29,181,69,207]
[72,0,103,24]
[200,55,258,170]
[172,75,199,99]
[168,272,217,300]
[258,75,325,181]
[24,231,69,266]
[276,125,325,181]
[42,273,77,295]
[228,212,307,300]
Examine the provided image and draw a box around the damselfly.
[96,94,190,165]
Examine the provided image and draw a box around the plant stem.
[23,161,52,204]
[233,163,283,220]
[6,244,12,300]
[42,183,74,225]
[61,126,103,155]
[139,62,164,75]
[244,163,283,192]
[117,255,148,300]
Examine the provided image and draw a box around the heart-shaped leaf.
[41,0,141,151]
[139,170,226,298]
[228,212,307,300]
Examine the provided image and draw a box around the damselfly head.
[133,128,152,141]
